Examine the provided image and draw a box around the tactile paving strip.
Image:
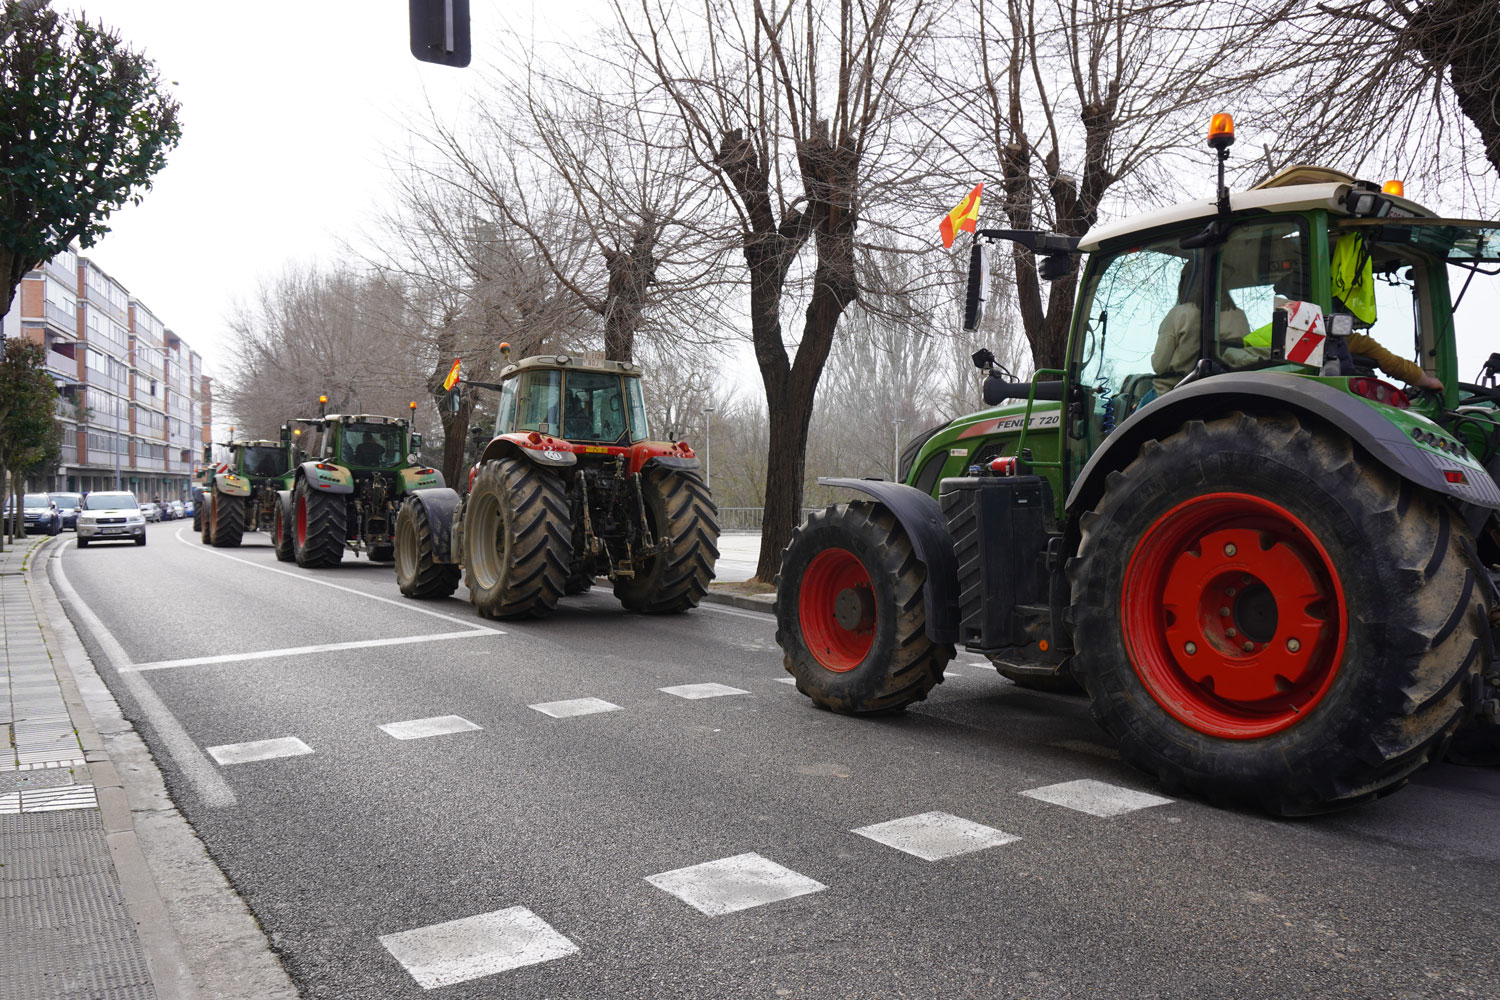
[0,811,157,999]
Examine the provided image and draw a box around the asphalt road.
[51,522,1500,999]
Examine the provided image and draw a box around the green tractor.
[199,437,296,547]
[277,402,446,567]
[395,350,719,618]
[776,124,1500,815]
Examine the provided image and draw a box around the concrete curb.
[702,588,776,615]
[27,534,204,1000]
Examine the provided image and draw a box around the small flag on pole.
[940,182,984,248]
[442,359,462,391]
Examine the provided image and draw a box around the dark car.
[20,493,61,535]
[49,492,83,529]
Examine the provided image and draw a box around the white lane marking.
[695,602,774,622]
[51,556,238,808]
[646,852,826,916]
[660,682,749,700]
[529,697,622,719]
[852,811,1020,861]
[128,630,491,672]
[206,737,313,766]
[172,526,502,633]
[379,716,483,740]
[379,906,579,988]
[1021,778,1173,817]
[776,677,798,686]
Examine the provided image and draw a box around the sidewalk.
[2,533,295,1000]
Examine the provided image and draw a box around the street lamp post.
[702,406,715,489]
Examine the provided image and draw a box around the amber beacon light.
[1382,179,1405,196]
[1207,112,1235,149]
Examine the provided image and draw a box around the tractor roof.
[230,439,281,449]
[324,414,407,426]
[499,353,644,380]
[1078,165,1437,252]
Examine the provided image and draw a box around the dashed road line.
[379,716,483,740]
[529,697,622,719]
[660,682,749,700]
[379,906,579,989]
[646,852,826,916]
[1021,778,1173,817]
[206,737,314,766]
[852,811,1021,861]
[128,630,491,673]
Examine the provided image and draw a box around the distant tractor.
[395,351,719,618]
[775,117,1500,815]
[199,438,296,547]
[277,402,446,567]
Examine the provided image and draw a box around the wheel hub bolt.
[1219,606,1230,617]
[1185,642,1197,655]
[1226,587,1237,597]
[1286,638,1301,652]
[1242,641,1254,652]
[1226,628,1237,638]
[1224,543,1238,557]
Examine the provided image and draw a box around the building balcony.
[60,441,79,465]
[45,301,79,337]
[47,349,81,382]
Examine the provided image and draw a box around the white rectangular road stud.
[646,852,826,916]
[379,906,579,989]
[528,698,622,719]
[378,716,483,740]
[205,737,314,766]
[1020,778,1173,817]
[659,683,749,700]
[852,811,1021,861]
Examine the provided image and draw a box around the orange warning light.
[1382,179,1404,197]
[1207,113,1235,149]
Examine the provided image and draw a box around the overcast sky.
[62,0,1500,391]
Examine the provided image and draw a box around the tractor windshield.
[341,423,405,467]
[561,371,630,444]
[241,446,286,476]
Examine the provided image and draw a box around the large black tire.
[76,537,88,548]
[1071,413,1488,816]
[209,490,245,548]
[614,467,719,613]
[135,533,146,547]
[564,560,595,595]
[271,492,295,562]
[193,507,202,532]
[293,477,346,568]
[200,497,213,544]
[396,499,460,599]
[464,458,571,619]
[774,502,953,713]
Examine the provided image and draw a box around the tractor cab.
[493,355,651,446]
[301,415,411,471]
[231,439,294,480]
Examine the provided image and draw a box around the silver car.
[76,492,147,547]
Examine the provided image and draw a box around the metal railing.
[718,507,822,532]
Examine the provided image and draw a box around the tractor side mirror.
[411,433,423,452]
[446,387,461,414]
[409,0,471,67]
[279,425,290,444]
[962,243,989,331]
[1038,253,1075,281]
[202,444,211,463]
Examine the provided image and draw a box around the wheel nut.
[1219,606,1230,617]
[1286,638,1301,652]
[1242,641,1254,652]
[1226,628,1237,638]
[1226,587,1237,597]
[1184,642,1197,655]
[1224,543,1237,557]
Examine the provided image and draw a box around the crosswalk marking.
[1021,778,1173,817]
[646,852,826,916]
[853,811,1020,860]
[379,906,578,989]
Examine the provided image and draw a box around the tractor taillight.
[1349,377,1410,409]
[527,431,543,445]
[316,463,338,471]
[1444,469,1467,484]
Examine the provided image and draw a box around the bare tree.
[616,0,948,580]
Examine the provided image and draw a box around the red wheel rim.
[798,547,877,671]
[1123,492,1347,739]
[296,495,308,547]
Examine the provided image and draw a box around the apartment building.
[2,252,213,499]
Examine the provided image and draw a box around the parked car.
[158,501,175,521]
[182,500,195,517]
[49,492,83,529]
[76,492,147,547]
[139,502,161,522]
[19,493,61,535]
[168,500,185,519]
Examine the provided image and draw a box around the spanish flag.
[939,182,983,248]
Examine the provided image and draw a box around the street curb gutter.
[32,537,301,1000]
[27,534,203,1000]
[702,589,777,615]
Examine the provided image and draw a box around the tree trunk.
[0,466,7,550]
[601,217,658,364]
[1409,0,1500,177]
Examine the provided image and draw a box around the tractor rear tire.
[272,492,295,562]
[209,492,245,548]
[294,477,346,568]
[614,467,719,613]
[464,458,571,619]
[775,501,953,713]
[1070,412,1488,816]
[395,499,461,599]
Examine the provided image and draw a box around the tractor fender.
[1067,372,1500,515]
[477,438,578,469]
[404,487,461,564]
[398,466,447,492]
[297,461,354,495]
[212,472,251,497]
[640,455,703,473]
[817,477,960,643]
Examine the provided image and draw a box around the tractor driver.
[1151,260,1264,395]
[351,431,387,466]
[564,388,593,440]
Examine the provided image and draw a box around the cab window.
[494,379,517,436]
[1076,236,1202,422]
[562,371,628,444]
[514,370,562,435]
[1215,219,1307,372]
